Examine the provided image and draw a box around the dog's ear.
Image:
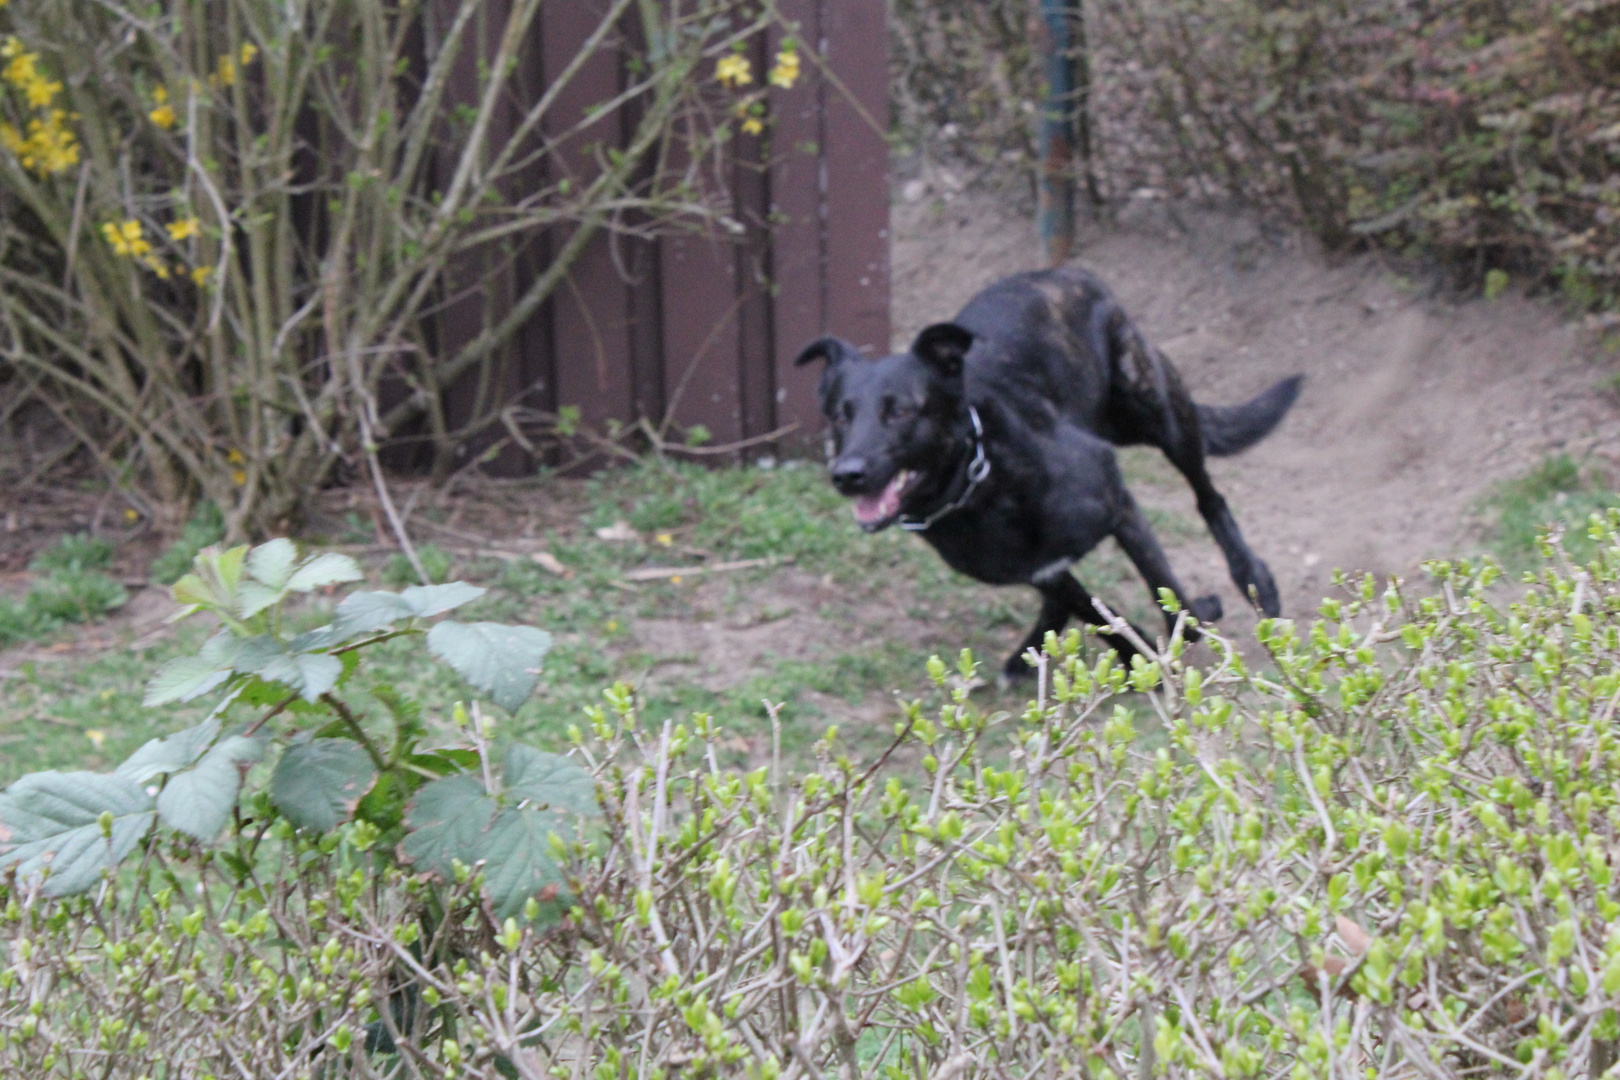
[910,323,974,378]
[793,337,861,368]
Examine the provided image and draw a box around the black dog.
[796,265,1301,678]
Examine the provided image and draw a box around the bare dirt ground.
[893,189,1620,641]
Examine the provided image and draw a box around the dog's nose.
[830,457,867,493]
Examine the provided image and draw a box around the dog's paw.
[1000,656,1036,684]
[1190,593,1223,623]
[1246,562,1282,617]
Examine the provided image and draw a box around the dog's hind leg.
[1004,574,1148,679]
[1104,317,1284,616]
[1160,439,1282,616]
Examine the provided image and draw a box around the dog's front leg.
[1110,498,1223,639]
[1004,575,1147,679]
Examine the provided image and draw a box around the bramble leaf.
[235,636,343,702]
[399,775,496,876]
[478,806,574,919]
[270,738,379,832]
[329,591,416,639]
[503,745,596,815]
[401,582,485,617]
[144,632,242,706]
[117,718,221,784]
[0,772,155,896]
[285,552,363,592]
[426,622,552,712]
[156,735,265,841]
[246,538,299,590]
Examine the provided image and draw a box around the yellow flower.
[149,103,175,129]
[152,84,167,103]
[232,469,247,485]
[143,255,170,279]
[85,729,106,749]
[24,75,59,108]
[769,48,800,89]
[190,264,213,287]
[1,39,61,107]
[216,56,236,87]
[715,54,752,88]
[227,448,244,464]
[655,532,673,546]
[167,217,199,241]
[240,43,258,66]
[102,219,153,259]
[670,575,683,585]
[741,117,763,136]
[3,106,79,175]
[123,508,139,522]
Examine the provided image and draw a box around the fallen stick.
[623,555,793,583]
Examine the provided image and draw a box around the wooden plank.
[767,0,828,451]
[821,0,891,358]
[619,12,666,428]
[541,0,634,441]
[734,28,775,451]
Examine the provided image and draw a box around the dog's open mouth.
[851,470,918,530]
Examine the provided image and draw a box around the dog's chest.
[919,502,1078,586]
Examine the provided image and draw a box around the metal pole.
[1038,0,1079,266]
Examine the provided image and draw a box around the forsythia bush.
[9,517,1620,1077]
[0,0,785,536]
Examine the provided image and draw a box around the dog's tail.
[1198,375,1303,456]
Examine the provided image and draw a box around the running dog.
[796,265,1301,678]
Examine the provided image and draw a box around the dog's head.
[794,322,974,531]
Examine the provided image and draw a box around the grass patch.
[0,532,129,647]
[1480,454,1619,567]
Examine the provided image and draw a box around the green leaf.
[270,739,379,832]
[478,806,574,919]
[0,772,155,896]
[399,775,496,876]
[236,581,283,620]
[401,582,485,617]
[212,544,249,595]
[247,538,299,590]
[325,582,486,642]
[235,636,343,702]
[117,718,221,784]
[426,622,552,712]
[157,735,265,841]
[329,591,415,639]
[285,552,363,592]
[144,632,242,706]
[502,745,596,815]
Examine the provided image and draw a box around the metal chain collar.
[900,405,991,532]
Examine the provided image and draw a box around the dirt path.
[892,191,1620,638]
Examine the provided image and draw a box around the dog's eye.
[881,398,915,423]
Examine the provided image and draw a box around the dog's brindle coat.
[796,265,1302,677]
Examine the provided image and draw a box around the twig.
[622,555,793,582]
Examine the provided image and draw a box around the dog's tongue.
[853,471,912,525]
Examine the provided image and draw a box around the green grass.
[1,458,1180,784]
[1480,455,1620,568]
[0,532,129,647]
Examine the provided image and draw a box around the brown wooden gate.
[434,0,890,470]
